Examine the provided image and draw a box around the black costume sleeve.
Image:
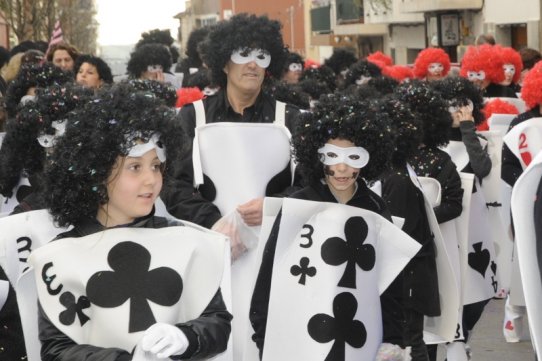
[459,122,492,180]
[501,142,523,187]
[381,174,421,237]
[161,104,222,229]
[433,159,463,223]
[0,267,26,360]
[39,303,132,361]
[249,211,282,359]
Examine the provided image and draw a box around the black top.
[484,83,517,98]
[410,147,463,224]
[534,176,542,285]
[161,88,301,229]
[449,122,492,181]
[249,180,396,357]
[0,266,26,360]
[502,107,541,186]
[38,213,232,361]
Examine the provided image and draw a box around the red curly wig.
[367,51,393,69]
[520,60,542,109]
[478,98,520,130]
[382,65,414,83]
[498,46,523,84]
[304,58,320,69]
[413,48,451,79]
[460,44,504,83]
[175,87,204,108]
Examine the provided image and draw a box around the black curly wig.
[183,69,212,90]
[299,65,337,93]
[263,79,310,110]
[324,48,358,75]
[121,78,178,107]
[5,62,73,118]
[126,43,173,78]
[379,93,423,166]
[429,76,485,126]
[44,82,187,227]
[394,79,452,148]
[198,13,287,87]
[343,60,381,88]
[74,54,114,85]
[136,29,179,63]
[282,51,304,73]
[367,76,399,95]
[0,83,94,197]
[176,26,213,75]
[292,93,394,185]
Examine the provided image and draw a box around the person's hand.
[140,323,189,359]
[141,70,165,83]
[456,104,474,123]
[237,198,264,226]
[212,217,246,261]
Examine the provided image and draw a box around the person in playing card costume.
[497,46,523,94]
[431,76,496,360]
[379,83,442,361]
[250,93,419,361]
[34,82,232,360]
[412,47,451,82]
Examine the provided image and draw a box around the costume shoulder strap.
[274,101,286,126]
[194,100,206,128]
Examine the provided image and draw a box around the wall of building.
[390,24,425,64]
[484,0,538,24]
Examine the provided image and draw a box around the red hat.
[520,60,542,109]
[413,48,451,79]
[382,65,414,83]
[367,51,393,69]
[460,44,504,83]
[478,98,520,130]
[497,46,523,84]
[175,87,204,108]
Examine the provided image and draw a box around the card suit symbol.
[290,257,316,285]
[520,151,532,166]
[468,242,490,277]
[490,260,497,275]
[321,216,375,288]
[59,291,90,326]
[505,320,514,331]
[308,292,366,361]
[86,241,183,333]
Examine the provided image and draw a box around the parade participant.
[382,65,415,83]
[460,44,516,98]
[46,42,79,72]
[413,48,451,81]
[160,13,300,360]
[342,59,382,90]
[323,48,357,88]
[281,51,304,84]
[367,51,394,70]
[175,26,212,78]
[432,76,496,361]
[518,48,541,87]
[74,54,113,89]
[251,93,417,361]
[381,83,442,361]
[34,82,231,360]
[497,46,522,93]
[477,98,519,131]
[126,43,173,83]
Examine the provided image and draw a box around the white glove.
[141,323,189,359]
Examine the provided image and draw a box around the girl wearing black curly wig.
[38,82,231,360]
[250,93,400,358]
[378,92,441,361]
[281,51,304,84]
[74,54,113,89]
[342,59,382,90]
[126,43,173,82]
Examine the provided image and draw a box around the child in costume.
[497,46,523,94]
[413,48,451,82]
[34,82,232,360]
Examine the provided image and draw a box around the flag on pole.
[49,20,64,46]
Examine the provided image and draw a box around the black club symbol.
[308,292,366,361]
[321,216,375,289]
[291,257,317,285]
[59,291,91,326]
[86,241,183,333]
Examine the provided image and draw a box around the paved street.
[436,299,535,360]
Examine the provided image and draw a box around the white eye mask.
[428,62,444,75]
[230,48,271,69]
[128,133,166,162]
[503,64,516,76]
[318,143,370,169]
[355,75,371,85]
[36,120,67,148]
[467,70,486,81]
[448,99,474,114]
[289,63,303,72]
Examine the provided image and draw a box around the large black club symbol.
[321,216,375,288]
[308,292,366,361]
[86,241,183,333]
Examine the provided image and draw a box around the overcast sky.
[95,0,185,46]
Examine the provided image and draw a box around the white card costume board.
[443,141,498,304]
[191,101,292,361]
[405,170,460,344]
[28,226,226,357]
[488,114,516,136]
[0,210,69,361]
[510,151,542,361]
[0,176,31,214]
[262,198,421,361]
[478,130,514,296]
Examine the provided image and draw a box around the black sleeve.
[0,267,26,360]
[501,142,523,187]
[174,289,232,360]
[433,159,463,223]
[39,303,132,361]
[249,211,282,359]
[381,174,421,237]
[460,122,492,180]
[161,104,222,229]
